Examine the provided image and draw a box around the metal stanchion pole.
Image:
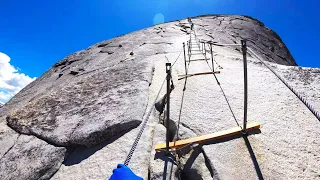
[210,43,214,71]
[183,43,187,75]
[204,42,207,60]
[189,40,191,56]
[241,40,248,133]
[187,41,189,57]
[188,42,191,63]
[165,63,171,154]
[201,42,203,52]
[203,42,205,53]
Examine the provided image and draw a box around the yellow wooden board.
[155,122,260,151]
[178,71,220,80]
[178,71,220,77]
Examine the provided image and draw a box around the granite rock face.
[0,121,19,158]
[193,15,297,66]
[6,59,151,147]
[0,15,319,180]
[0,135,66,180]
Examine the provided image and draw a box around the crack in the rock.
[218,18,222,26]
[97,42,112,48]
[276,53,287,61]
[205,33,215,41]
[241,38,275,61]
[230,24,244,30]
[180,28,188,34]
[0,134,20,161]
[143,42,173,45]
[46,157,68,180]
[201,147,220,179]
[180,122,197,135]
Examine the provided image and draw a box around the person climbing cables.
[109,164,143,180]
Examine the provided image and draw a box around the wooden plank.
[188,58,209,62]
[178,71,220,77]
[155,122,260,151]
[178,71,220,80]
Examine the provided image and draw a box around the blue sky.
[0,0,319,102]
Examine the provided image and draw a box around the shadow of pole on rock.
[179,146,203,180]
[162,158,176,180]
[163,158,169,180]
[154,151,178,180]
[183,145,202,171]
[155,151,177,162]
[243,135,264,180]
[177,145,218,180]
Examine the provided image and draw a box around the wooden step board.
[189,58,209,62]
[191,53,205,55]
[155,122,260,152]
[178,71,220,80]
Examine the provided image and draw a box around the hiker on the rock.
[109,164,142,180]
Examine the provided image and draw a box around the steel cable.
[124,48,184,166]
[248,48,320,121]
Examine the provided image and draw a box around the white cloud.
[0,52,36,103]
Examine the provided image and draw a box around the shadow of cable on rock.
[63,126,138,166]
[203,57,240,127]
